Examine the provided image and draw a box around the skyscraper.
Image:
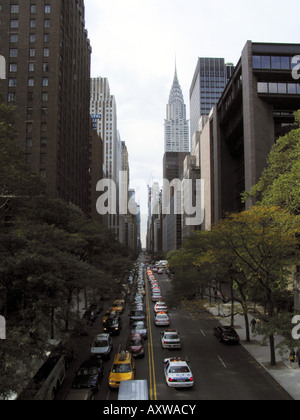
[0,0,92,213]
[90,77,118,182]
[189,57,234,143]
[164,66,189,153]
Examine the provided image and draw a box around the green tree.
[243,110,300,214]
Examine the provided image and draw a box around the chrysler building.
[164,66,189,152]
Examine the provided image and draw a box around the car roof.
[114,351,132,364]
[95,333,109,339]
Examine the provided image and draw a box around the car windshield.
[157,314,167,319]
[93,340,108,347]
[128,340,142,346]
[166,334,178,339]
[78,367,99,376]
[112,363,132,373]
[169,366,190,373]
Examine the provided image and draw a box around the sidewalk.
[205,301,300,400]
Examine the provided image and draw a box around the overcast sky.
[84,0,299,246]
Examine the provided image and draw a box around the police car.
[154,312,169,326]
[163,357,194,388]
[160,329,181,349]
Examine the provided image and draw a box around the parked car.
[90,333,113,359]
[130,320,148,339]
[129,310,146,324]
[72,358,104,392]
[64,388,94,400]
[213,326,240,344]
[126,333,145,358]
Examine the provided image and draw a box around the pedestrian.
[296,349,300,368]
[250,318,257,333]
[289,349,296,369]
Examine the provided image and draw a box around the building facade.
[0,0,92,213]
[189,57,234,146]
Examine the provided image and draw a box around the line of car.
[146,266,194,389]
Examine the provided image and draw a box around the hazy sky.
[84,0,299,246]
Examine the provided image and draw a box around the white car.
[163,357,194,388]
[160,329,181,349]
[154,302,168,313]
[152,293,162,302]
[155,312,169,326]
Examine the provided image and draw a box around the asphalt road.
[56,267,292,401]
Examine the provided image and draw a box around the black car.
[104,317,122,335]
[129,310,146,324]
[213,326,240,344]
[72,358,104,392]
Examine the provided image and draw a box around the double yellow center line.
[145,269,157,400]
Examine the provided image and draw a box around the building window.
[45,5,51,13]
[10,34,18,43]
[10,20,19,29]
[26,138,33,148]
[42,92,48,101]
[8,92,16,102]
[29,34,36,43]
[9,64,17,72]
[9,49,18,58]
[44,19,50,28]
[27,108,33,118]
[29,48,35,58]
[27,92,34,101]
[40,154,46,164]
[30,5,36,14]
[42,78,49,87]
[43,48,50,57]
[28,63,35,72]
[44,34,50,43]
[40,169,46,179]
[28,77,34,87]
[41,122,47,132]
[11,5,19,13]
[8,78,17,87]
[30,19,36,29]
[43,63,49,72]
[41,138,47,147]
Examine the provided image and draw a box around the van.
[118,379,149,400]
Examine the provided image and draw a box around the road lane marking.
[218,355,227,368]
[200,329,206,336]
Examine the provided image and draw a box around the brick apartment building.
[0,0,92,213]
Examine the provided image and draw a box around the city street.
[55,266,292,401]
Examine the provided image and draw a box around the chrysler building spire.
[164,65,189,152]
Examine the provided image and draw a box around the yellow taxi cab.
[108,351,135,389]
[103,308,119,325]
[111,299,125,314]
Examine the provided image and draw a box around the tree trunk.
[50,307,55,339]
[269,334,276,366]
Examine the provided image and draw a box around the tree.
[243,110,300,214]
[208,206,300,365]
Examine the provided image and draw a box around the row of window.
[257,82,300,95]
[10,33,50,43]
[9,19,51,29]
[253,55,299,71]
[10,4,51,14]
[9,63,49,72]
[9,77,49,87]
[9,48,50,58]
[8,92,49,102]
